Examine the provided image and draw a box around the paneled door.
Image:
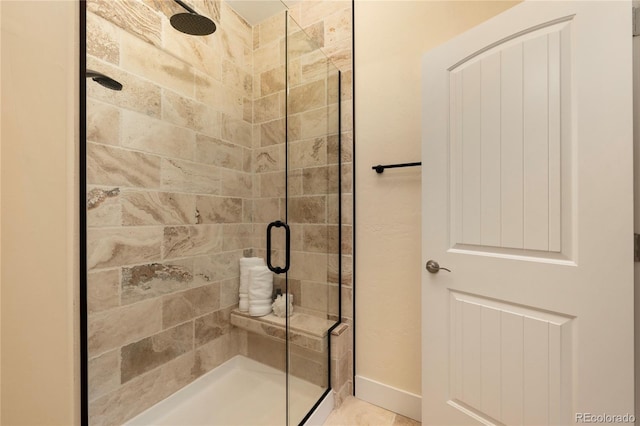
[422,1,634,425]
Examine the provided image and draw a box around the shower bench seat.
[230,309,335,353]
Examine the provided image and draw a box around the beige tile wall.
[86,1,253,424]
[86,0,353,424]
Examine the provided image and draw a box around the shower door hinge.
[633,7,640,37]
[635,233,640,262]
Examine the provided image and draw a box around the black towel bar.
[372,162,422,173]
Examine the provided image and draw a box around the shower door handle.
[266,220,290,274]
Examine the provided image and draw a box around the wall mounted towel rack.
[371,162,422,174]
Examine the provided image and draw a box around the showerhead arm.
[174,0,197,14]
[85,69,123,91]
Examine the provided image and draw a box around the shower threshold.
[124,355,326,426]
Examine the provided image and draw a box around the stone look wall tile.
[194,332,239,374]
[163,28,223,81]
[259,172,286,198]
[327,132,353,164]
[87,56,161,118]
[260,66,286,97]
[195,134,244,171]
[260,119,285,147]
[221,113,252,147]
[222,60,253,99]
[141,0,183,21]
[220,2,253,47]
[195,196,243,224]
[88,269,120,314]
[291,352,327,387]
[323,37,352,72]
[299,280,328,312]
[121,322,193,383]
[88,0,161,47]
[296,0,350,29]
[87,227,163,270]
[163,225,223,259]
[299,106,330,140]
[88,299,162,357]
[289,138,326,169]
[121,32,195,97]
[194,306,232,347]
[193,250,241,284]
[89,352,198,426]
[121,190,196,226]
[87,12,120,64]
[289,196,327,224]
[162,90,221,138]
[161,158,221,195]
[220,169,252,198]
[247,333,286,371]
[120,111,195,160]
[87,143,161,189]
[253,145,283,173]
[324,7,351,46]
[253,40,282,75]
[252,198,281,224]
[303,166,334,195]
[289,252,328,283]
[121,260,194,305]
[299,51,329,88]
[196,76,243,119]
[254,92,283,124]
[220,277,240,308]
[89,349,120,402]
[162,284,220,328]
[258,12,285,47]
[87,187,122,227]
[222,223,252,251]
[192,0,221,24]
[288,28,319,59]
[289,79,326,115]
[87,99,120,146]
[243,98,253,122]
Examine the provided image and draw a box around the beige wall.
[1,0,80,425]
[354,0,517,395]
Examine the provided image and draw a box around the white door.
[422,2,634,425]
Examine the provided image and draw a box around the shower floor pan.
[124,355,325,426]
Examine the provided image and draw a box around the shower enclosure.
[83,0,341,424]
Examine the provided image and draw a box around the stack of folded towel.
[248,265,273,316]
[239,257,265,312]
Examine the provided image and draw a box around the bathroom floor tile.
[323,396,421,426]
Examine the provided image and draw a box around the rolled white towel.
[239,257,265,312]
[249,301,272,317]
[248,265,273,316]
[248,266,273,300]
[239,294,249,312]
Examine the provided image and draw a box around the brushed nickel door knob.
[426,260,451,273]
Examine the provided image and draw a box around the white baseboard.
[303,391,335,426]
[355,375,421,422]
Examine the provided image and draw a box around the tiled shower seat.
[230,309,335,353]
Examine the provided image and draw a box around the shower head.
[86,70,123,91]
[171,0,216,36]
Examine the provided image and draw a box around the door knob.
[426,260,451,273]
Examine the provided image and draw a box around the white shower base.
[125,355,328,426]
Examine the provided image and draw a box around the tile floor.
[323,396,421,426]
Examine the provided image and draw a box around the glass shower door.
[285,13,342,425]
